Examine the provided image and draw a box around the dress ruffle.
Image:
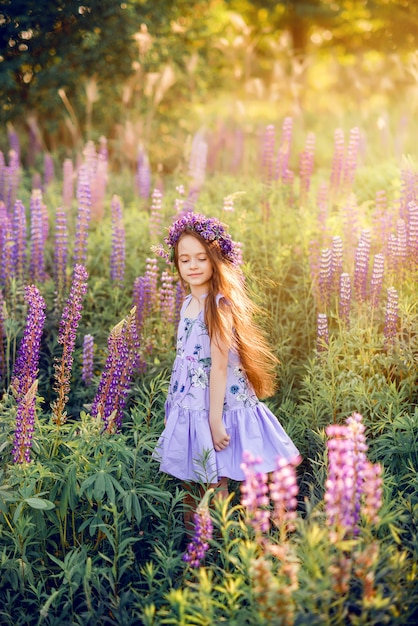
[154,401,299,482]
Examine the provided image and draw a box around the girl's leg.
[210,476,229,499]
[182,482,198,533]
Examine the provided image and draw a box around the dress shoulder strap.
[180,294,192,317]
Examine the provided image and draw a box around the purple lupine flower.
[43,153,54,188]
[13,199,27,284]
[133,276,148,337]
[316,312,329,351]
[63,159,74,209]
[189,129,208,188]
[330,236,343,293]
[342,127,360,194]
[339,272,351,328]
[384,287,398,347]
[91,307,140,432]
[29,189,46,283]
[135,147,151,200]
[299,132,315,203]
[361,462,383,525]
[54,207,68,304]
[92,141,108,220]
[12,379,38,464]
[5,149,20,212]
[11,285,46,402]
[406,200,418,262]
[82,334,94,385]
[354,230,371,302]
[262,124,276,187]
[110,195,126,286]
[73,165,91,267]
[160,270,175,324]
[240,451,270,535]
[325,415,365,541]
[319,248,332,309]
[183,496,213,568]
[0,205,14,289]
[52,264,88,425]
[370,254,385,308]
[145,257,159,312]
[330,128,345,196]
[395,219,407,271]
[276,117,293,181]
[0,151,5,204]
[149,188,163,240]
[0,289,5,379]
[325,413,382,542]
[270,455,300,535]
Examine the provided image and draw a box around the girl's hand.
[210,420,231,451]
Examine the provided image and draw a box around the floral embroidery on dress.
[191,367,208,389]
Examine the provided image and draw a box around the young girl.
[153,212,299,503]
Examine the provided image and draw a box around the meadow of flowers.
[0,114,417,625]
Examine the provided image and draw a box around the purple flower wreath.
[153,212,239,265]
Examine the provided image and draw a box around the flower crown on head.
[152,212,239,265]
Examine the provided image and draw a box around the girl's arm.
[209,303,232,451]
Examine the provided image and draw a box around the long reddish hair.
[174,230,278,398]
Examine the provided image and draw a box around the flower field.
[0,114,417,625]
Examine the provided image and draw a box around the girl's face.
[177,234,213,294]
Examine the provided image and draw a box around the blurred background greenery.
[2,0,418,170]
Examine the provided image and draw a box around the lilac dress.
[154,294,299,482]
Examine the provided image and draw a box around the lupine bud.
[319,248,332,309]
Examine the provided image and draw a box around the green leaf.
[24,497,55,510]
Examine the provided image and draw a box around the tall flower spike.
[135,147,151,200]
[160,270,174,324]
[91,307,141,432]
[54,206,68,307]
[370,253,385,309]
[240,451,270,536]
[318,248,332,309]
[330,128,345,198]
[299,131,315,204]
[149,188,163,240]
[11,286,45,464]
[354,230,371,302]
[316,312,329,352]
[183,489,214,568]
[13,199,27,284]
[73,165,91,267]
[270,455,300,537]
[384,287,398,348]
[52,264,88,425]
[339,272,351,328]
[110,195,126,286]
[0,289,5,380]
[29,189,46,283]
[11,285,46,402]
